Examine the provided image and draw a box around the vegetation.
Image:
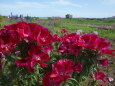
[0,17,115,86]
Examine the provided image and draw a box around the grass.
[0,18,115,39]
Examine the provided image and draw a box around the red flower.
[61,29,67,33]
[52,59,74,76]
[16,57,35,72]
[16,45,50,72]
[42,59,83,86]
[95,37,110,50]
[81,33,114,56]
[98,59,109,66]
[42,72,62,86]
[17,21,31,38]
[81,33,98,49]
[93,71,107,82]
[73,62,83,73]
[28,45,50,67]
[37,33,54,46]
[4,21,57,46]
[36,25,56,46]
[0,29,20,53]
[102,49,115,56]
[52,59,76,81]
[58,33,82,55]
[4,23,17,30]
[52,34,61,42]
[40,45,54,53]
[45,59,74,85]
[28,22,48,40]
[16,21,55,46]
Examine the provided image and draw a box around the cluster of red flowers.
[0,21,58,72]
[59,33,115,56]
[0,21,115,86]
[42,59,82,86]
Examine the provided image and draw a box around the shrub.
[0,21,115,86]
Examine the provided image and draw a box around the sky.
[0,0,115,18]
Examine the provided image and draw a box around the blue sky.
[0,0,115,18]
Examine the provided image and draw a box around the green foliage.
[0,15,3,22]
[0,57,43,86]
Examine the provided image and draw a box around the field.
[0,17,115,86]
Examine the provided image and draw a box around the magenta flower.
[59,33,82,55]
[61,29,67,33]
[52,59,74,78]
[16,57,35,72]
[81,33,98,49]
[0,29,20,53]
[42,72,62,86]
[37,33,54,46]
[95,37,110,50]
[14,21,55,46]
[102,49,115,56]
[73,62,83,73]
[28,45,50,67]
[93,71,107,82]
[43,59,74,86]
[98,59,109,66]
[16,45,50,72]
[52,34,61,42]
[4,23,17,30]
[40,45,54,53]
[17,21,32,38]
[42,59,83,86]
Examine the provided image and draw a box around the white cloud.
[50,0,82,7]
[16,2,48,8]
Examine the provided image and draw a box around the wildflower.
[42,72,62,86]
[16,57,34,72]
[58,33,82,56]
[42,59,83,86]
[81,33,98,49]
[107,77,114,82]
[73,62,83,73]
[0,29,20,53]
[52,59,74,78]
[93,71,107,83]
[102,49,115,56]
[16,45,50,72]
[40,45,54,53]
[76,30,83,35]
[98,25,110,30]
[61,29,67,33]
[93,31,98,35]
[98,59,109,66]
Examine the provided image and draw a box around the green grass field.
[1,17,115,39]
